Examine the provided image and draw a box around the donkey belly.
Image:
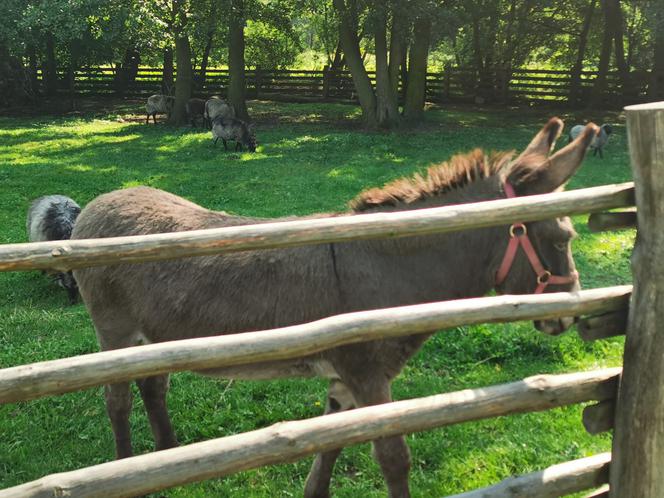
[197,358,340,381]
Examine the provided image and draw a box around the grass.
[0,100,633,497]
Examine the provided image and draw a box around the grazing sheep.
[204,97,235,129]
[211,117,257,152]
[26,195,81,303]
[186,98,206,127]
[569,123,612,158]
[145,94,175,124]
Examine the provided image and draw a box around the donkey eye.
[554,242,568,252]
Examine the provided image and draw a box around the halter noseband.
[495,182,579,294]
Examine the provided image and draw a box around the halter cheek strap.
[495,182,579,294]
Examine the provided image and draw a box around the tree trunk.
[26,42,39,99]
[374,4,400,128]
[198,0,218,92]
[67,40,81,111]
[590,0,613,108]
[44,33,58,97]
[228,0,249,121]
[330,42,345,70]
[388,12,408,102]
[114,46,140,96]
[333,0,377,126]
[569,0,598,106]
[162,47,174,95]
[170,35,193,125]
[607,0,632,103]
[198,35,213,92]
[648,7,664,99]
[403,16,432,121]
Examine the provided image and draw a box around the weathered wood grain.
[577,309,628,341]
[0,369,620,498]
[583,400,616,435]
[0,286,631,404]
[584,484,609,497]
[446,453,611,498]
[587,210,637,232]
[610,102,664,498]
[0,183,634,272]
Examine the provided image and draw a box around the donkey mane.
[350,148,538,212]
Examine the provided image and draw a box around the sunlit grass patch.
[0,101,633,496]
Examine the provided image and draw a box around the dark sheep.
[145,94,175,124]
[26,195,81,303]
[211,117,257,152]
[185,98,206,127]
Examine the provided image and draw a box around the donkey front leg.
[137,374,179,451]
[304,380,356,498]
[350,380,411,498]
[105,382,134,459]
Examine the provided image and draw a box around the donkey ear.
[514,117,564,165]
[510,121,599,195]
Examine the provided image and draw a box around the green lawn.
[0,101,634,497]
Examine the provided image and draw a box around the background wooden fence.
[38,66,664,108]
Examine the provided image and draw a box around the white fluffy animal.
[145,94,175,124]
[26,195,81,303]
[569,123,612,158]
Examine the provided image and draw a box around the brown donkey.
[72,118,598,498]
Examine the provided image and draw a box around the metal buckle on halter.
[537,271,552,285]
[509,223,527,238]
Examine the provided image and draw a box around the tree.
[404,14,432,120]
[590,0,614,107]
[228,0,249,120]
[569,0,598,106]
[169,0,193,124]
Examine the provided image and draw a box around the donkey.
[72,118,597,498]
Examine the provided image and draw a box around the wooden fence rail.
[0,285,631,404]
[0,182,634,273]
[0,368,620,498]
[447,452,611,498]
[35,66,664,107]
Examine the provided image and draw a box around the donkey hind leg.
[105,382,134,459]
[350,380,411,498]
[137,375,178,451]
[304,380,356,498]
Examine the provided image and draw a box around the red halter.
[495,182,579,294]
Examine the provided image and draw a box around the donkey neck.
[333,175,507,311]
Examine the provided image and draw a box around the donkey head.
[496,118,599,335]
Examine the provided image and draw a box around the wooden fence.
[38,66,664,108]
[0,102,662,497]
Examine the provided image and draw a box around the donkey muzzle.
[534,316,576,336]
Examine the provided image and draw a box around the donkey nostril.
[328,397,341,411]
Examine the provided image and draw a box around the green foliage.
[0,101,632,496]
[245,20,301,69]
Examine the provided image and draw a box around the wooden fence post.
[322,65,330,100]
[610,101,664,497]
[444,64,451,101]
